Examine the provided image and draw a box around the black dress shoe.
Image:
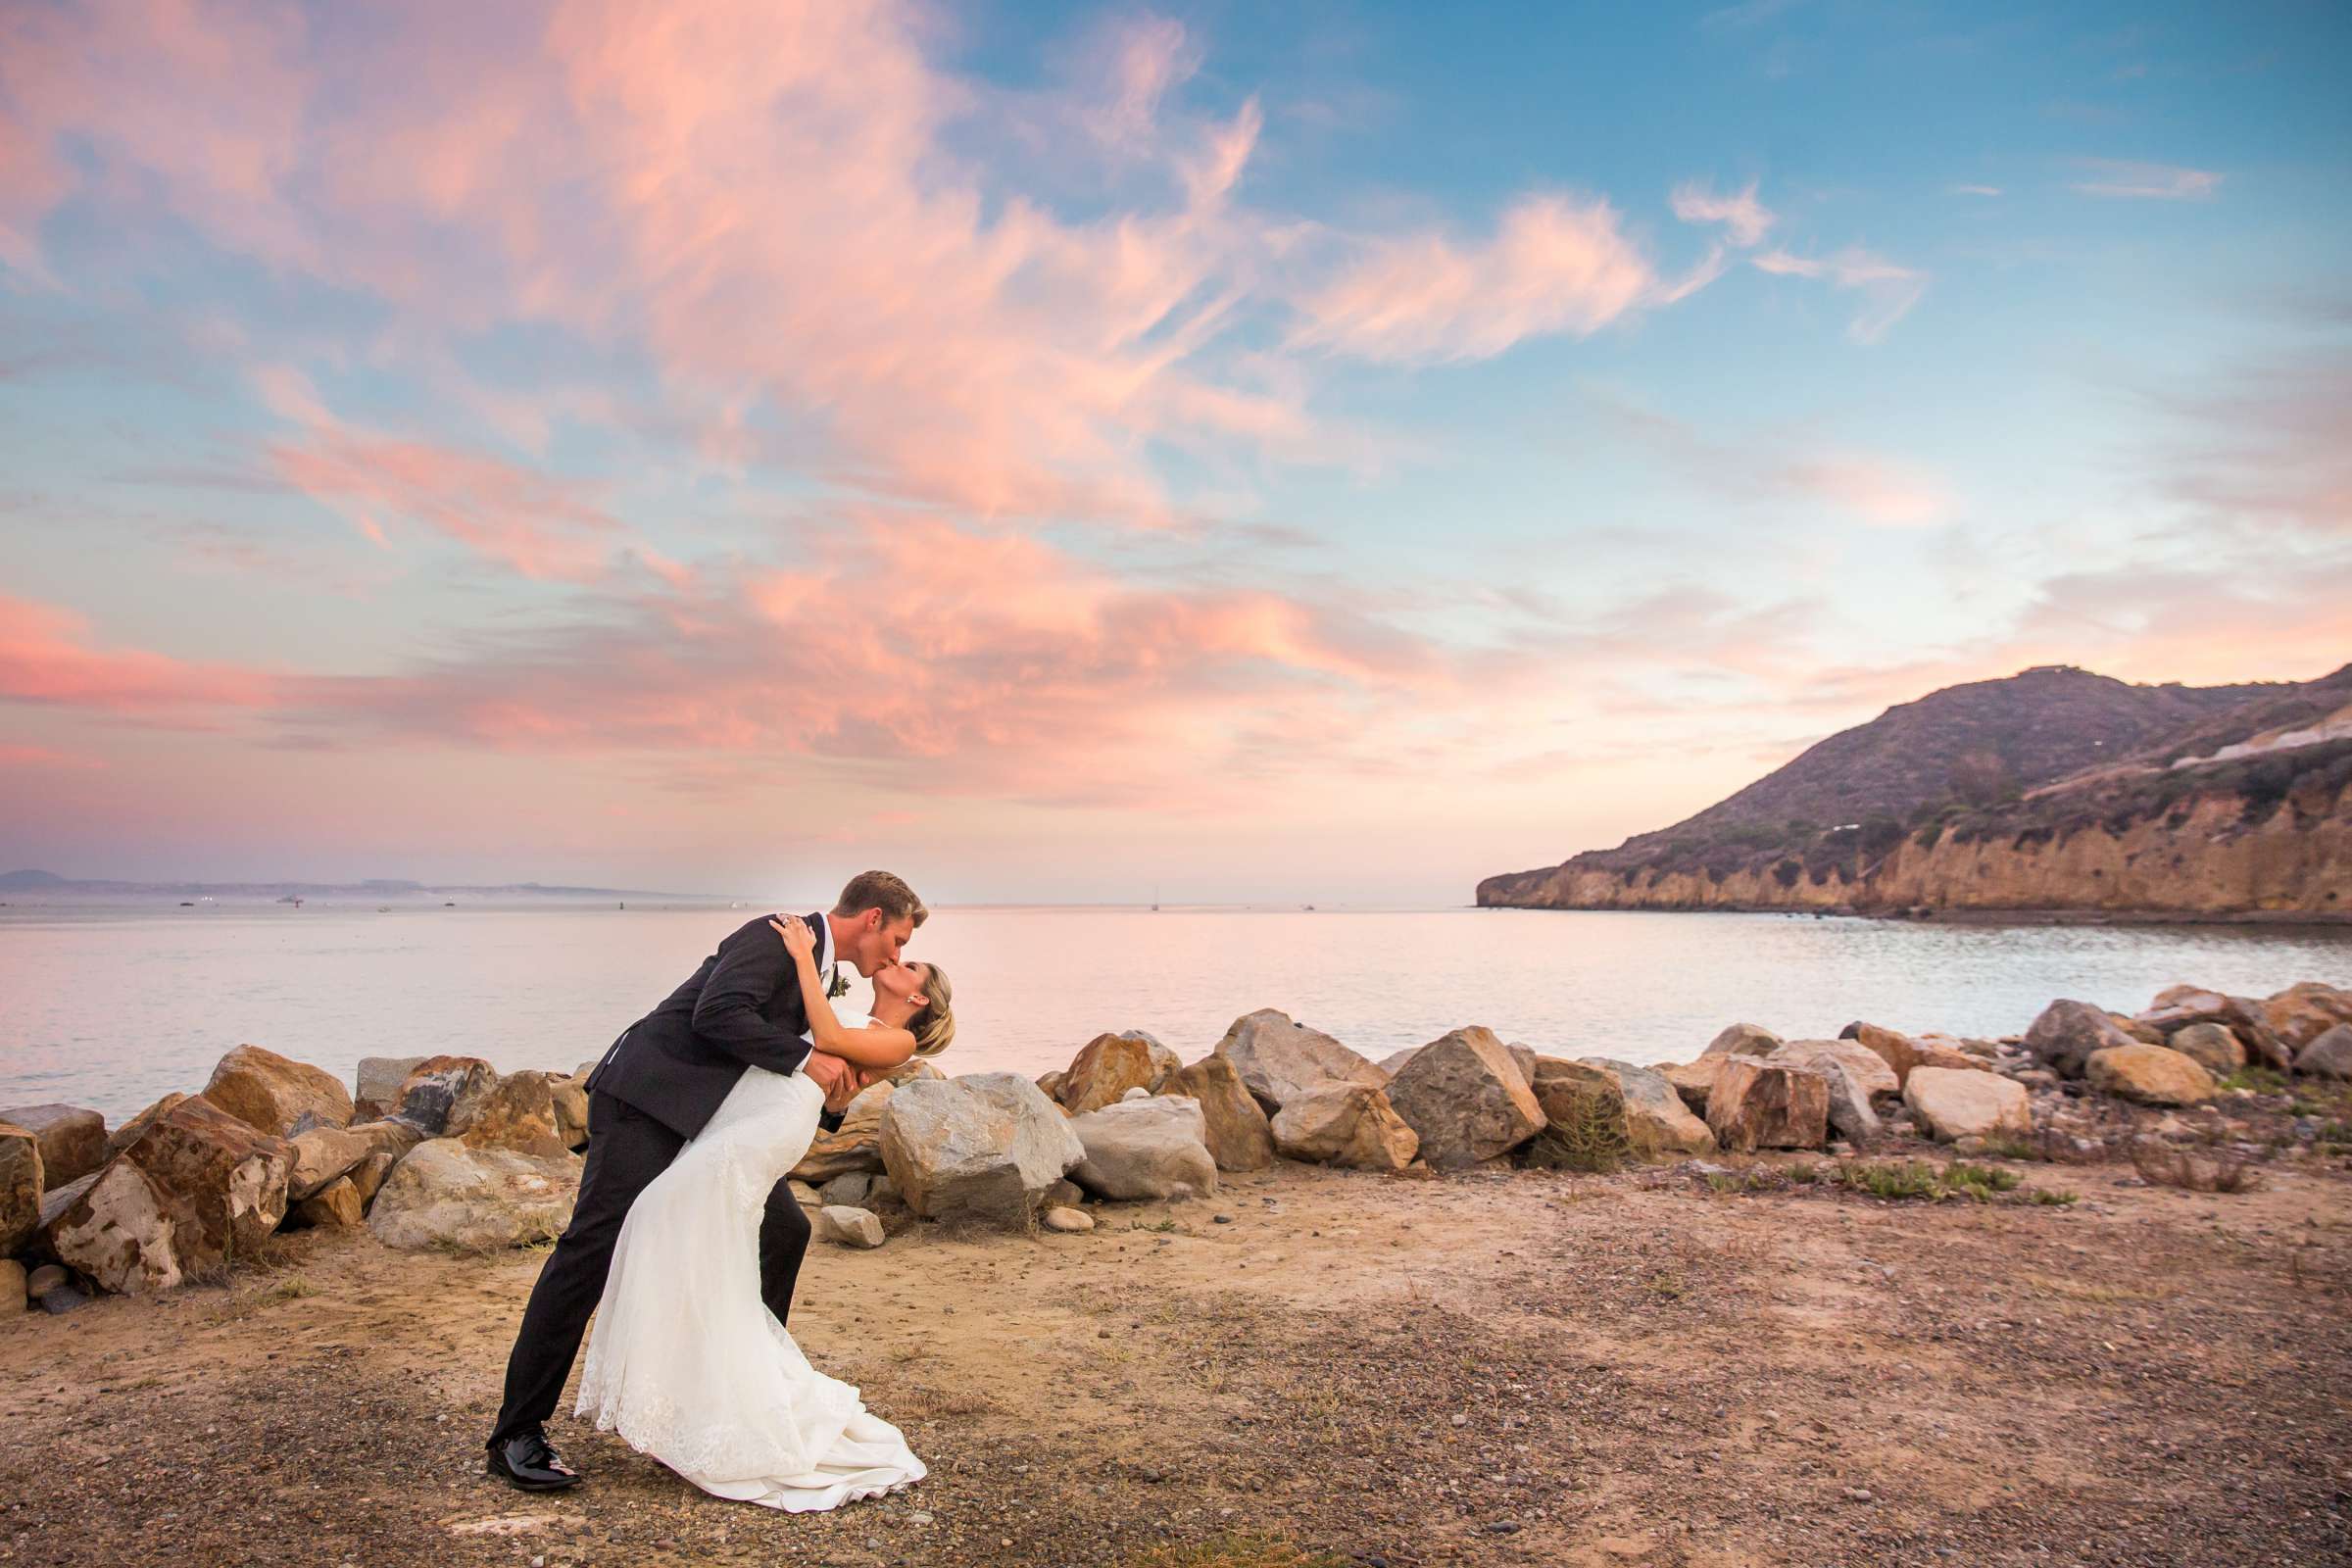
[486,1427,583,1492]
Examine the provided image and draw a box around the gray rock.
[366,1138,579,1251]
[2168,1021,2246,1078]
[2023,1000,2142,1079]
[386,1056,501,1137]
[1383,1026,1546,1169]
[814,1205,886,1249]
[877,1073,1086,1226]
[1211,1009,1385,1112]
[1702,1023,1783,1058]
[352,1055,427,1119]
[820,1171,877,1208]
[2294,1024,2352,1082]
[26,1263,68,1297]
[1068,1096,1218,1200]
[1579,1058,1715,1156]
[1767,1041,1894,1141]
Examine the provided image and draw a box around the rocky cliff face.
[1481,769,2351,919]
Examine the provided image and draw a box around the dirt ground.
[2,1148,2348,1568]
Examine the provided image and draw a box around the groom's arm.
[689,920,816,1078]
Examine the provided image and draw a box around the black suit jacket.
[588,911,845,1140]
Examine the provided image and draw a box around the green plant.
[1837,1160,1945,1200]
[2220,1066,2290,1094]
[1941,1161,2023,1198]
[2026,1188,2080,1205]
[1522,1088,1631,1174]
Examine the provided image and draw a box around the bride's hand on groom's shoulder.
[768,914,815,958]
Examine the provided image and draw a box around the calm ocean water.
[2,899,2347,1121]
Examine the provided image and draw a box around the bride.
[573,914,955,1510]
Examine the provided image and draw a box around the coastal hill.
[1479,662,2352,918]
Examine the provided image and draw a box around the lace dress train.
[573,1065,924,1510]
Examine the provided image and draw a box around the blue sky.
[0,0,2345,902]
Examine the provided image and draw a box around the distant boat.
[377,906,390,912]
[1302,905,1315,911]
[178,901,194,906]
[444,901,456,907]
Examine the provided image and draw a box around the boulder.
[2168,1022,2246,1079]
[1768,1040,1896,1142]
[1579,1058,1716,1156]
[1842,1022,1931,1086]
[1523,1059,1632,1169]
[0,1104,107,1186]
[1660,1058,1721,1113]
[37,1161,184,1295]
[2296,1024,2352,1081]
[366,1139,579,1251]
[2264,982,2352,1053]
[459,1073,569,1158]
[1056,1032,1161,1114]
[287,1120,421,1200]
[1268,1084,1420,1171]
[815,1205,886,1249]
[1702,1023,1783,1058]
[2084,1045,2217,1107]
[1042,1205,1095,1234]
[2137,992,2292,1071]
[1142,1036,1185,1093]
[347,1148,403,1210]
[0,1122,40,1255]
[291,1176,365,1230]
[104,1093,189,1159]
[792,1080,895,1183]
[2023,1001,2143,1080]
[788,1179,823,1208]
[0,1259,22,1312]
[27,1263,67,1297]
[878,1074,1086,1226]
[1211,1009,1385,1112]
[1156,1056,1277,1172]
[200,1045,354,1138]
[1375,1046,1421,1078]
[352,1055,427,1120]
[116,1097,292,1274]
[1903,1067,2032,1143]
[1705,1059,1830,1153]
[551,1074,590,1151]
[1068,1096,1218,1200]
[1034,1070,1067,1102]
[1382,1027,1546,1169]
[388,1056,500,1136]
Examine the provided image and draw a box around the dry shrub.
[1522,1087,1631,1174]
[2127,1138,2265,1194]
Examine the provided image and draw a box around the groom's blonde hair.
[834,869,926,928]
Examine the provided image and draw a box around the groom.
[485,869,927,1492]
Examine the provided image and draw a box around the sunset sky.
[1,1,2346,904]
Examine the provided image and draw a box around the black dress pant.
[488,1089,811,1447]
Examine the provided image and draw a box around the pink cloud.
[1751,246,1926,343]
[0,595,279,712]
[1294,195,1669,365]
[1671,178,1775,247]
[2070,159,2222,201]
[1774,455,1952,526]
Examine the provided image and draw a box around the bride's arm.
[769,916,918,1070]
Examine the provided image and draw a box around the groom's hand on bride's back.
[803,1050,856,1106]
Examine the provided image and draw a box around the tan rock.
[1034,1070,1067,1102]
[347,1148,402,1210]
[1844,1022,1929,1086]
[1156,1055,1277,1172]
[1068,1097,1218,1200]
[1383,1026,1546,1169]
[1268,1084,1419,1171]
[0,1122,43,1255]
[38,1160,184,1295]
[1702,1023,1783,1058]
[2085,1045,2217,1107]
[792,1080,895,1183]
[291,1176,365,1229]
[1902,1067,2032,1143]
[1523,1059,1631,1170]
[104,1093,189,1159]
[1705,1059,1830,1153]
[1771,1040,1899,1102]
[459,1073,569,1159]
[814,1204,886,1249]
[1143,1038,1184,1093]
[878,1073,1087,1225]
[1057,1032,1160,1114]
[1580,1058,1715,1157]
[0,1104,107,1186]
[0,1258,24,1312]
[1041,1205,1095,1234]
[1660,1058,1722,1112]
[1211,1009,1386,1112]
[2168,1022,2246,1079]
[366,1139,580,1250]
[2264,982,2352,1052]
[288,1120,421,1200]
[116,1098,293,1275]
[1767,1041,1892,1142]
[550,1075,590,1151]
[200,1044,354,1138]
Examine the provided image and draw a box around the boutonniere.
[826,963,850,1001]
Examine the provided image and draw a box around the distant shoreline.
[1478,903,2352,929]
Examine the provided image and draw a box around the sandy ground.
[2,1149,2348,1568]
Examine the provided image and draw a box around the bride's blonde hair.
[907,964,955,1057]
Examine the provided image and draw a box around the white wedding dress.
[573,1032,925,1511]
